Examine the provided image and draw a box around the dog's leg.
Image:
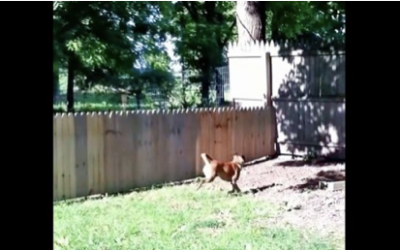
[197,175,216,190]
[230,170,241,193]
[231,182,241,193]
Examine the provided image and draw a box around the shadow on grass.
[55,178,201,205]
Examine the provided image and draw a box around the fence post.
[265,52,273,107]
[264,52,279,156]
[121,94,127,111]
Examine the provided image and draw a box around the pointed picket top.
[231,39,337,57]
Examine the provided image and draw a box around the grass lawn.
[54,185,339,250]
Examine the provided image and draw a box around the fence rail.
[53,107,276,201]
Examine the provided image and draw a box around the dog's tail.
[200,153,214,164]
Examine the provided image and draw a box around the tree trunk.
[236,1,266,44]
[135,90,142,109]
[67,55,76,112]
[53,61,59,102]
[200,68,211,106]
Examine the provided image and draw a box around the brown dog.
[197,153,246,193]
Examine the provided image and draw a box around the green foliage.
[268,1,345,43]
[168,78,202,109]
[53,1,173,93]
[168,1,236,70]
[53,1,345,111]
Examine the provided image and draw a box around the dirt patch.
[201,156,345,243]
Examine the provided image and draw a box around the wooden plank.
[177,110,186,181]
[257,107,266,157]
[235,107,244,157]
[144,111,156,185]
[55,115,64,200]
[62,114,71,199]
[143,111,155,185]
[255,107,264,157]
[253,108,260,159]
[185,109,199,179]
[320,181,345,191]
[221,108,229,160]
[110,112,121,193]
[130,111,141,187]
[197,109,207,175]
[327,181,345,191]
[86,113,94,195]
[218,108,225,160]
[53,117,58,200]
[226,108,234,160]
[206,108,217,158]
[126,112,137,189]
[195,110,203,176]
[118,112,130,192]
[97,113,105,194]
[162,111,171,182]
[230,108,236,160]
[177,110,186,180]
[242,108,251,159]
[135,111,147,186]
[214,108,222,160]
[153,110,165,184]
[251,108,258,160]
[74,113,88,198]
[61,114,71,199]
[267,106,277,155]
[67,113,76,199]
[91,113,100,195]
[103,112,115,194]
[166,110,178,182]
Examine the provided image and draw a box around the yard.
[54,156,345,250]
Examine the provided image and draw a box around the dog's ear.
[233,152,238,156]
[242,155,246,161]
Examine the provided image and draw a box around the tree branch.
[219,19,237,48]
[182,1,199,22]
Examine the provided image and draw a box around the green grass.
[54,185,339,250]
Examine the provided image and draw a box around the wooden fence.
[53,107,276,201]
